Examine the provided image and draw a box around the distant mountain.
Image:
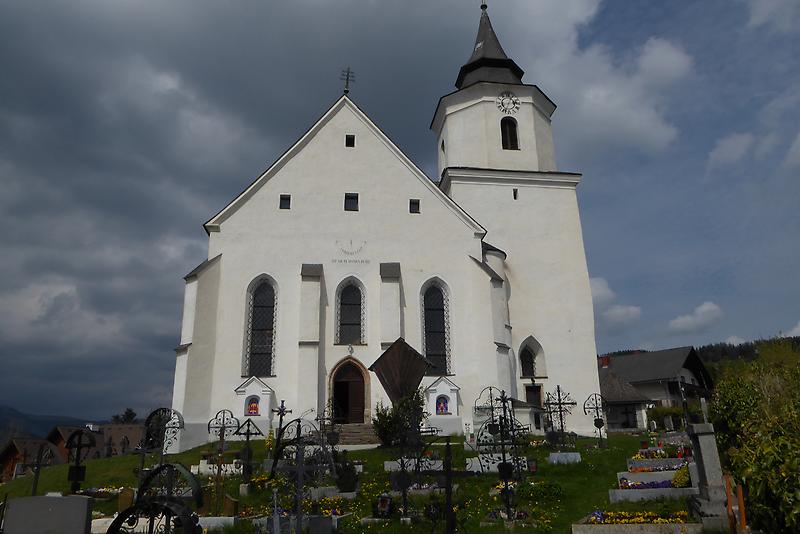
[0,405,86,447]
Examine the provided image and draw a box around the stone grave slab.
[608,487,699,503]
[572,521,703,533]
[5,495,92,534]
[548,452,582,464]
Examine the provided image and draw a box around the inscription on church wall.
[332,258,371,264]
[332,239,369,264]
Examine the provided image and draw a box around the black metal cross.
[21,443,55,496]
[545,385,577,435]
[234,418,263,484]
[583,393,606,447]
[276,434,328,533]
[340,67,355,94]
[417,437,474,534]
[66,429,96,493]
[269,400,293,478]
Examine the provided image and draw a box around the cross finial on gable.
[340,67,356,94]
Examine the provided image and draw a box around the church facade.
[171,5,601,450]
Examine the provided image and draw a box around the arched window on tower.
[246,279,276,376]
[520,346,536,378]
[501,117,519,150]
[423,285,449,375]
[338,283,363,344]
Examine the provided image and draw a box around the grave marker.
[65,429,95,494]
[207,409,239,515]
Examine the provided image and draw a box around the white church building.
[171,5,601,450]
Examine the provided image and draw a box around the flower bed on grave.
[626,458,688,472]
[588,510,690,524]
[571,510,703,533]
[631,447,690,460]
[628,462,687,473]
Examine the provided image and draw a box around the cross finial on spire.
[340,67,355,95]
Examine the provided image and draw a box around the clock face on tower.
[496,91,520,114]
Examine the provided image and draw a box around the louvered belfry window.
[501,117,519,150]
[339,284,362,344]
[424,286,447,375]
[249,282,275,376]
[520,347,536,378]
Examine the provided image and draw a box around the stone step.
[338,424,379,445]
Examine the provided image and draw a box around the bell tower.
[431,4,601,431]
[431,3,558,176]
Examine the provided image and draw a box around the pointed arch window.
[519,337,547,378]
[501,117,519,150]
[245,279,277,376]
[422,284,450,375]
[520,347,536,378]
[337,282,365,344]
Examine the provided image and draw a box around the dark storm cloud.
[1,0,798,419]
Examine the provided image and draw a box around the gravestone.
[547,451,582,464]
[4,495,92,534]
[687,422,727,530]
[223,494,239,517]
[117,487,135,512]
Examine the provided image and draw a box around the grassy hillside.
[0,433,663,533]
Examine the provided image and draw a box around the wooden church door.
[332,362,365,424]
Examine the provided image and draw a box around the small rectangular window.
[345,134,356,147]
[440,139,445,153]
[513,188,518,200]
[279,194,291,209]
[344,193,359,211]
[409,199,420,213]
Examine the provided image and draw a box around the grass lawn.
[0,432,699,533]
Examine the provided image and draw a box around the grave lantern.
[527,458,538,474]
[375,493,393,518]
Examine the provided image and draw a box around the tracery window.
[501,117,519,150]
[245,278,276,376]
[337,281,365,344]
[422,283,450,375]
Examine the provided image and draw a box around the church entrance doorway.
[332,361,365,424]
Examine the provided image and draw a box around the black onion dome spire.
[455,4,525,89]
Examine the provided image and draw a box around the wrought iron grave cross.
[583,393,606,447]
[276,431,328,534]
[66,429,96,493]
[234,418,263,484]
[545,385,577,434]
[207,409,239,514]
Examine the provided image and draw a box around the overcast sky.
[1,0,798,420]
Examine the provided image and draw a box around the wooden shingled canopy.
[368,338,432,403]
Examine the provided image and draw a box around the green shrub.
[371,389,426,448]
[372,401,397,446]
[710,339,800,532]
